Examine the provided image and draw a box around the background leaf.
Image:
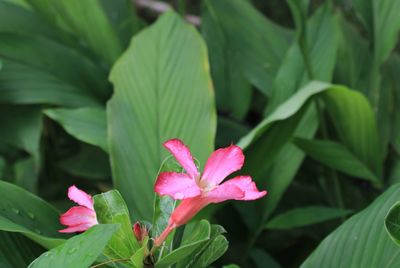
[108,11,216,221]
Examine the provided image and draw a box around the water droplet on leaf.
[28,212,35,220]
[68,248,77,255]
[12,208,20,214]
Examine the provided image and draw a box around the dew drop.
[28,212,35,220]
[12,208,20,214]
[34,229,41,234]
[68,248,77,255]
[174,193,184,199]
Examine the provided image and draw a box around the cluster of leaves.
[0,0,400,267]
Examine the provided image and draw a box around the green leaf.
[0,231,45,268]
[237,81,329,150]
[223,265,240,268]
[156,220,211,268]
[203,0,292,95]
[353,0,400,64]
[266,206,352,230]
[323,86,381,176]
[0,2,61,40]
[93,190,140,260]
[294,138,379,182]
[0,33,109,99]
[130,237,149,268]
[301,184,400,267]
[267,4,338,113]
[44,107,108,152]
[385,202,400,246]
[0,105,42,164]
[57,145,111,180]
[0,59,100,107]
[0,181,66,249]
[108,11,216,221]
[251,249,282,268]
[202,2,251,120]
[29,224,118,268]
[28,0,123,64]
[13,157,38,193]
[176,224,228,268]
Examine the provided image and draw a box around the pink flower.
[154,139,266,245]
[59,185,98,233]
[133,221,148,242]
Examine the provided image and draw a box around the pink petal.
[201,145,245,186]
[59,223,94,233]
[213,176,267,201]
[68,185,94,209]
[169,196,210,227]
[205,184,244,203]
[59,206,97,227]
[154,172,202,200]
[164,139,200,179]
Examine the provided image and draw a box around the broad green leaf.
[0,59,100,107]
[28,0,123,64]
[202,2,251,119]
[57,145,111,180]
[0,105,42,164]
[301,184,400,267]
[389,158,400,185]
[0,2,61,40]
[0,33,108,99]
[93,190,140,261]
[353,0,400,64]
[99,0,142,47]
[130,237,149,268]
[0,232,44,268]
[223,265,240,268]
[156,220,211,268]
[203,0,292,95]
[216,116,250,147]
[323,86,381,176]
[251,249,282,268]
[237,81,329,150]
[334,14,370,90]
[108,11,216,220]
[266,206,352,230]
[236,104,318,229]
[13,157,38,193]
[176,225,228,268]
[0,181,66,249]
[44,107,108,152]
[29,224,118,268]
[294,138,379,182]
[385,202,400,246]
[267,4,338,113]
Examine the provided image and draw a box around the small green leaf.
[385,202,400,246]
[93,190,140,260]
[156,220,211,268]
[266,206,352,230]
[29,224,118,268]
[177,224,228,268]
[294,138,379,182]
[130,237,149,268]
[0,181,66,249]
[44,107,108,152]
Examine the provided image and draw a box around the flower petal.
[169,196,210,226]
[59,206,97,227]
[206,183,244,203]
[68,185,94,209]
[201,145,245,186]
[213,176,267,201]
[164,139,199,179]
[59,223,95,233]
[154,172,202,200]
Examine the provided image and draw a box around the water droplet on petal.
[12,208,20,214]
[28,212,35,220]
[174,193,184,199]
